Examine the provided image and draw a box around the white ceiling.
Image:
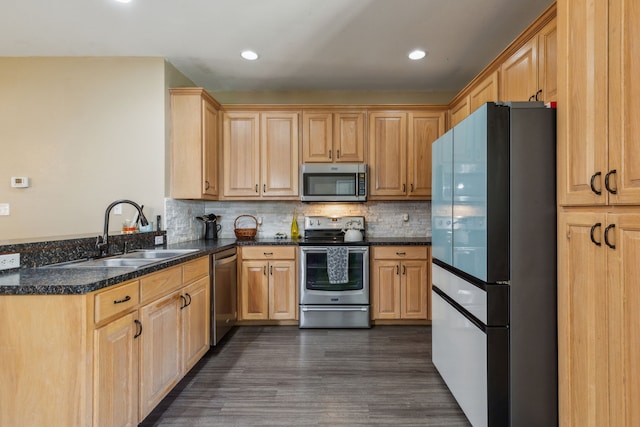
[0,0,554,93]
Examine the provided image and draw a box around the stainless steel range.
[298,216,370,328]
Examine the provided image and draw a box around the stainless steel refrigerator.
[431,102,557,427]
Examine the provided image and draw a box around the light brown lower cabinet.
[371,246,431,320]
[0,256,211,427]
[239,246,297,321]
[558,211,640,427]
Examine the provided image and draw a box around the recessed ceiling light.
[241,50,259,61]
[408,49,427,60]
[113,0,132,3]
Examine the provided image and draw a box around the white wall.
[0,57,175,241]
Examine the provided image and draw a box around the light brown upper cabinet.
[449,97,470,129]
[223,111,300,199]
[501,18,557,103]
[558,0,640,206]
[170,88,221,200]
[469,71,499,112]
[302,111,366,163]
[450,71,500,128]
[369,110,445,200]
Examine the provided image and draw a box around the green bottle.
[291,213,299,240]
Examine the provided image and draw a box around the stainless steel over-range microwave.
[300,163,367,202]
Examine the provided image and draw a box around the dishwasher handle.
[214,253,237,266]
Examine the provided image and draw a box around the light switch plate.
[0,203,9,216]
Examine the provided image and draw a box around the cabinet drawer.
[241,246,296,260]
[94,280,140,323]
[372,246,428,260]
[183,256,209,284]
[140,266,183,303]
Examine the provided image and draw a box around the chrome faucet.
[96,199,149,257]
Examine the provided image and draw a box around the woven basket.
[234,214,258,240]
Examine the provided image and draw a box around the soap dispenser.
[290,213,299,240]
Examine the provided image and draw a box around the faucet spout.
[97,199,149,257]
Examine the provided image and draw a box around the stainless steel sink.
[121,249,199,259]
[42,249,199,269]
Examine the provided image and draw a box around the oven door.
[299,246,369,305]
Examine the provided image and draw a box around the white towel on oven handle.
[327,246,349,284]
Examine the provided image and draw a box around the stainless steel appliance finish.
[211,247,237,345]
[300,163,367,202]
[299,215,370,328]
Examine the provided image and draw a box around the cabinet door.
[607,214,640,427]
[261,112,299,197]
[240,260,269,320]
[94,312,139,427]
[608,0,640,205]
[557,0,608,206]
[500,37,538,102]
[223,112,260,197]
[371,259,401,319]
[202,99,219,197]
[369,112,407,197]
[557,211,609,427]
[139,292,182,421]
[181,276,210,374]
[268,260,297,320]
[302,112,332,162]
[449,96,470,129]
[334,112,365,163]
[469,71,499,112]
[170,89,219,200]
[400,260,428,320]
[537,18,557,102]
[407,112,445,199]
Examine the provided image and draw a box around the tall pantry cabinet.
[557,1,640,426]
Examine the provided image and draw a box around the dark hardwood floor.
[140,325,471,426]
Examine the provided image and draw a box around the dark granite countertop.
[0,236,430,295]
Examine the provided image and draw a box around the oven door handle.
[301,306,368,312]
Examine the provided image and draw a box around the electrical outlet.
[154,235,165,246]
[0,253,20,271]
[113,204,122,215]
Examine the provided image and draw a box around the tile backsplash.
[165,199,431,244]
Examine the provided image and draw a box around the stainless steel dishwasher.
[211,247,237,346]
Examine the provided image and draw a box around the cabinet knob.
[205,180,210,190]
